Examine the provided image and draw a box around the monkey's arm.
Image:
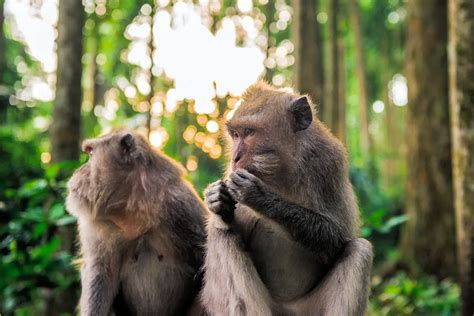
[203,182,278,315]
[202,216,275,316]
[79,232,121,316]
[227,170,348,262]
[290,238,373,316]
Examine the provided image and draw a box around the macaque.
[66,131,207,316]
[201,81,373,315]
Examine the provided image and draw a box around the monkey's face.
[66,131,148,218]
[225,93,313,180]
[225,122,280,176]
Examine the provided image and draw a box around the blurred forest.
[0,0,473,315]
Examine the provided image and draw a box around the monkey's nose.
[233,154,241,163]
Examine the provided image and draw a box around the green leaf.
[45,163,61,181]
[18,179,48,198]
[49,203,65,221]
[55,216,76,226]
[361,226,372,238]
[21,207,44,221]
[379,214,408,233]
[32,222,48,239]
[30,237,60,260]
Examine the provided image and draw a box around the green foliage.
[350,166,405,261]
[370,273,460,315]
[0,0,460,313]
[0,128,79,314]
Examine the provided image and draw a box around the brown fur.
[202,81,373,315]
[66,131,207,316]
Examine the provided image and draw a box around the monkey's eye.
[243,128,254,137]
[231,131,239,139]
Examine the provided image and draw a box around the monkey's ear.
[120,133,136,154]
[290,96,313,132]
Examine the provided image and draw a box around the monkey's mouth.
[248,154,280,175]
[66,165,93,206]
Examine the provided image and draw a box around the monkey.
[66,131,207,316]
[201,81,373,316]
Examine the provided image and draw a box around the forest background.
[0,0,473,315]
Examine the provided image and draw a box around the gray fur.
[66,131,207,316]
[201,81,373,315]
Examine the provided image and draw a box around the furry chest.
[244,212,326,302]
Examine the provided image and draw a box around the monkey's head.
[66,131,167,219]
[225,81,314,181]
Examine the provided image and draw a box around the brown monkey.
[202,81,373,315]
[66,131,207,316]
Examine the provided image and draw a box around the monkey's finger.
[229,172,246,187]
[226,184,242,201]
[216,184,232,195]
[205,192,221,203]
[219,192,236,204]
[208,201,225,214]
[205,190,220,199]
[235,169,255,180]
[205,179,225,193]
[236,169,262,187]
[225,179,240,193]
[207,198,221,205]
[219,186,234,199]
[207,182,226,195]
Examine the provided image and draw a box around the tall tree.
[399,0,456,279]
[83,10,103,135]
[335,39,346,143]
[293,0,325,121]
[264,1,275,82]
[147,4,156,137]
[349,0,370,153]
[48,0,85,314]
[0,0,7,122]
[50,0,85,162]
[327,0,339,132]
[448,0,474,314]
[0,0,5,81]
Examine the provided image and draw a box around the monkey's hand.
[205,180,236,224]
[226,169,267,207]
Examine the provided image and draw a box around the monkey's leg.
[79,252,121,316]
[201,214,275,316]
[290,238,373,316]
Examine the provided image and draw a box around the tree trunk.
[336,39,346,143]
[383,75,398,189]
[448,0,474,314]
[84,15,102,133]
[327,0,339,132]
[147,7,156,138]
[50,0,85,162]
[399,0,456,279]
[48,0,85,314]
[293,0,325,122]
[0,0,5,81]
[0,0,7,122]
[264,1,275,82]
[349,0,370,153]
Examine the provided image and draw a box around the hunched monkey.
[202,81,373,316]
[66,131,207,316]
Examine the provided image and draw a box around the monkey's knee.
[345,238,373,265]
